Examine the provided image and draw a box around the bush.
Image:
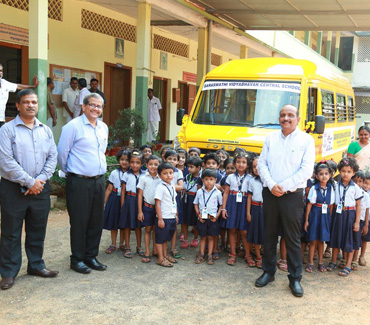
[109,108,146,147]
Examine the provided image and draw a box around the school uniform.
[220,172,253,230]
[359,190,370,243]
[172,168,184,224]
[104,168,125,230]
[247,176,265,245]
[118,170,144,230]
[182,173,200,226]
[194,186,222,237]
[306,183,335,242]
[154,181,177,244]
[137,172,161,227]
[330,180,363,252]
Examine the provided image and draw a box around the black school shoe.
[288,275,304,297]
[255,271,275,287]
[70,261,92,274]
[84,258,107,271]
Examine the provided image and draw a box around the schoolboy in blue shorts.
[154,162,178,267]
[194,168,222,265]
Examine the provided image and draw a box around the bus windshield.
[192,80,301,127]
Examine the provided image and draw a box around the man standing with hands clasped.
[58,93,108,274]
[0,89,58,290]
[255,104,315,297]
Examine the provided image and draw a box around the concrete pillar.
[326,31,332,61]
[240,45,248,59]
[304,31,311,46]
[206,20,212,73]
[196,28,207,89]
[334,31,341,66]
[316,31,323,55]
[289,31,295,36]
[29,0,48,124]
[135,1,151,145]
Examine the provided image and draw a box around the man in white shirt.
[62,77,79,123]
[255,104,315,297]
[73,78,90,118]
[147,88,162,143]
[0,63,39,127]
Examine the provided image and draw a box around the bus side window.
[336,94,347,122]
[307,88,317,121]
[321,90,335,123]
[348,96,356,121]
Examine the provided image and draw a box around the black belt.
[68,173,104,179]
[284,188,303,195]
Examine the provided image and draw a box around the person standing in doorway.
[0,89,58,290]
[89,78,106,104]
[47,78,57,128]
[0,63,39,128]
[147,88,162,143]
[58,93,108,274]
[62,77,79,123]
[255,104,315,297]
[73,78,90,118]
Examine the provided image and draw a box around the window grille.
[81,9,136,43]
[153,34,188,58]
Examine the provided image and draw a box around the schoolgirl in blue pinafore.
[306,182,335,242]
[104,168,125,230]
[330,180,362,253]
[119,169,145,230]
[220,172,252,230]
[247,176,265,245]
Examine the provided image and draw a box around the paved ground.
[1,207,370,325]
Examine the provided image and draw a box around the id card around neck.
[236,191,243,203]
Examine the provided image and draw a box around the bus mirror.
[177,108,185,126]
[315,115,325,134]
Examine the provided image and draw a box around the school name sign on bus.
[202,81,301,93]
[322,126,355,157]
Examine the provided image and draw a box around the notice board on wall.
[49,64,102,106]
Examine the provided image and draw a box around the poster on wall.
[52,68,64,82]
[115,38,124,58]
[160,52,168,70]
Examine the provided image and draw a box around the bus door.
[307,85,322,159]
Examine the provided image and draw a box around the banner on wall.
[322,126,355,157]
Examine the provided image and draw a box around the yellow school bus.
[174,58,356,162]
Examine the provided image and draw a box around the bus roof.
[206,58,351,89]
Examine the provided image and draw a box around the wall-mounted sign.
[183,71,196,83]
[0,23,28,46]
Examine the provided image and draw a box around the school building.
[1,0,369,143]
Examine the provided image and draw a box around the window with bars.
[322,90,335,122]
[336,94,347,122]
[1,0,63,21]
[348,96,356,121]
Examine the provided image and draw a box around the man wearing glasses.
[57,93,108,274]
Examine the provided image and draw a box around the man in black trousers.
[57,93,108,274]
[256,105,315,297]
[0,89,58,290]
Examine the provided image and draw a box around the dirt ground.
[1,206,370,325]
